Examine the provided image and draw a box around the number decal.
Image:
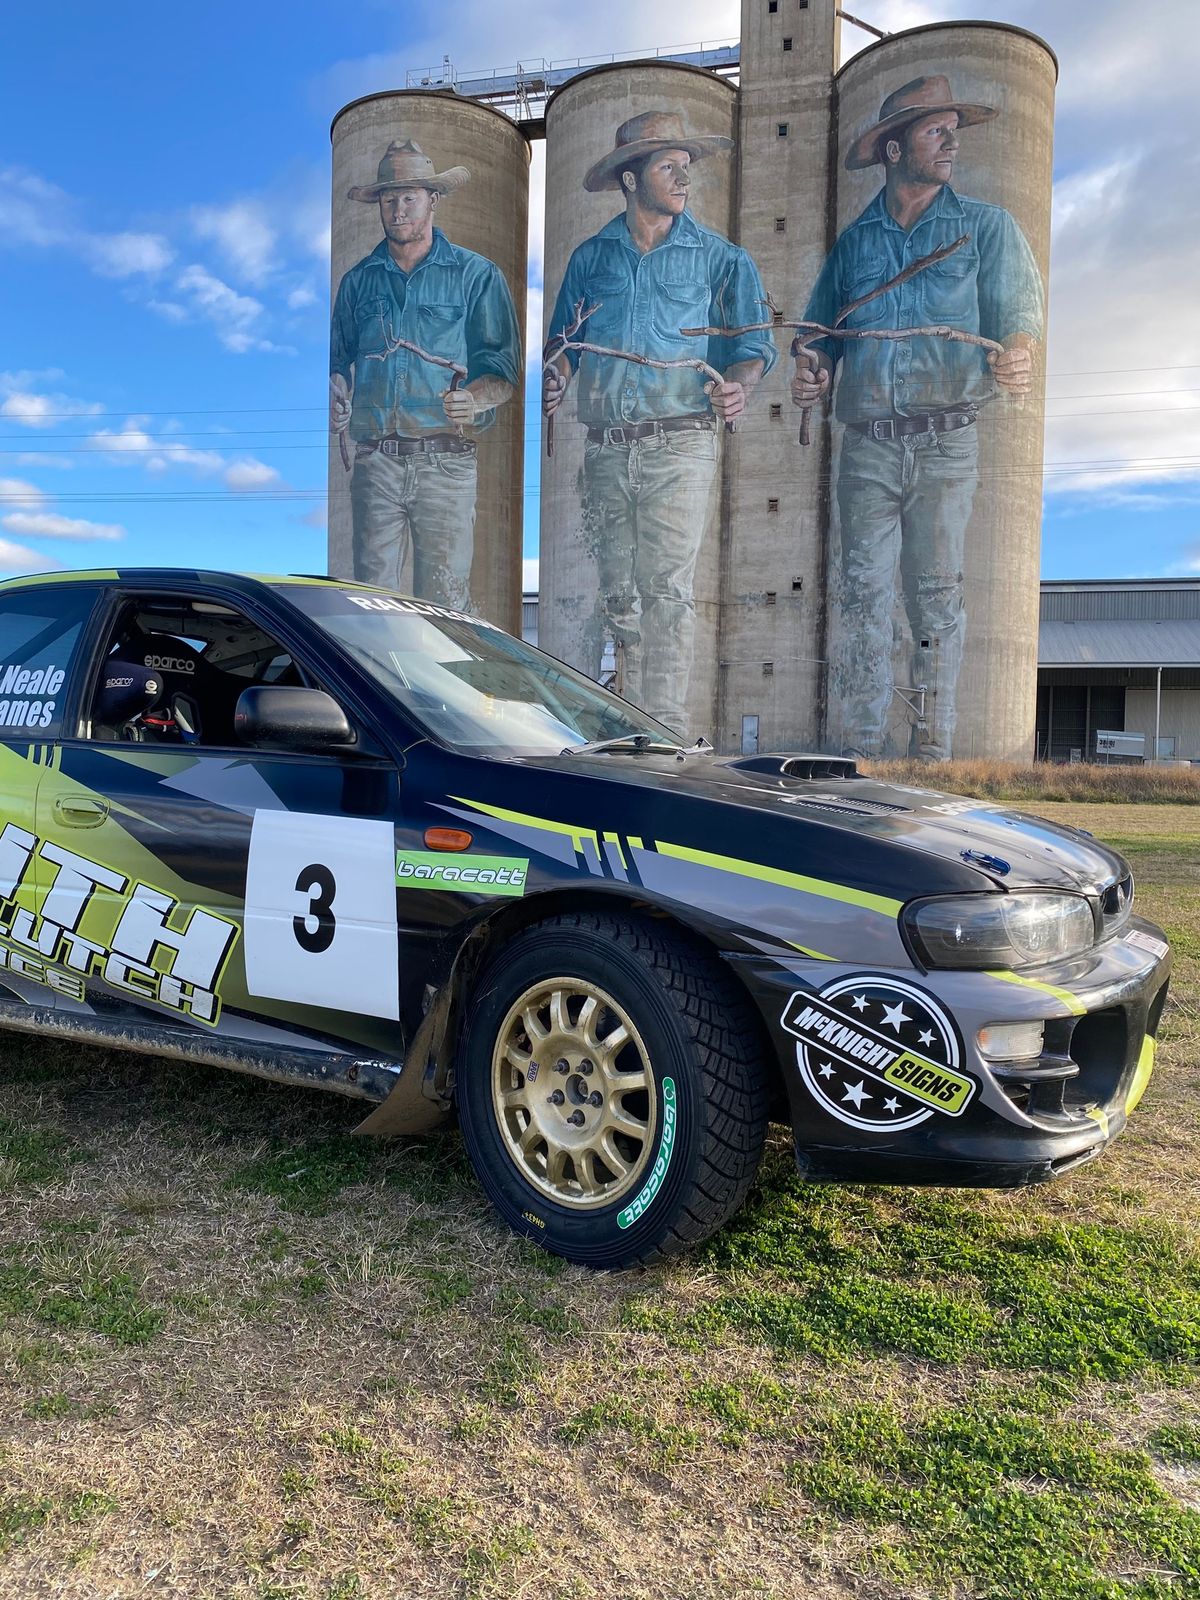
[293,863,336,953]
[244,812,399,1020]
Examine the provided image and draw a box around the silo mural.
[328,92,529,632]
[540,65,775,738]
[811,25,1055,760]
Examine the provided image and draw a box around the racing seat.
[118,630,235,745]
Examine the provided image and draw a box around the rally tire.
[456,911,769,1268]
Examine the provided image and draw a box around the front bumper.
[728,916,1171,1189]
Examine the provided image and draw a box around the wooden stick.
[543,298,734,458]
[365,317,470,437]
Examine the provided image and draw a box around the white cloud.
[287,284,318,310]
[193,200,277,285]
[522,556,540,593]
[0,538,60,575]
[147,299,189,323]
[88,425,158,455]
[90,230,174,278]
[0,478,47,504]
[0,373,102,429]
[224,459,283,492]
[1,511,124,541]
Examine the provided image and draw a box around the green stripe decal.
[652,840,903,919]
[1125,1035,1156,1115]
[985,968,1087,1016]
[449,796,601,857]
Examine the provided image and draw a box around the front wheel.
[456,912,769,1268]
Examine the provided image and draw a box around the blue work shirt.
[803,186,1044,422]
[546,210,776,427]
[331,231,521,440]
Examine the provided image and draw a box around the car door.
[0,580,104,1015]
[36,585,412,1086]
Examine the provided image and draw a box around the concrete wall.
[539,63,738,738]
[830,24,1056,760]
[328,91,529,632]
[717,0,839,755]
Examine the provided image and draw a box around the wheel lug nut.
[589,1091,603,1108]
[579,1060,594,1075]
[567,1110,586,1127]
[555,1059,570,1074]
[548,1089,565,1106]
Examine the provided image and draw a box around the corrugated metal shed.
[1039,618,1200,667]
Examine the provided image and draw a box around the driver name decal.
[0,659,65,729]
[783,975,972,1131]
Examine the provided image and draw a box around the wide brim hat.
[584,109,732,192]
[845,74,997,170]
[349,138,470,201]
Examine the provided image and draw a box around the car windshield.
[289,587,680,757]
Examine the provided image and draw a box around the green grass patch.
[790,1395,1200,1600]
[622,1162,1200,1375]
[1150,1422,1200,1465]
[227,1138,379,1215]
[0,1489,116,1556]
[0,1239,165,1347]
[0,1117,80,1188]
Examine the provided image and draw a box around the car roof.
[0,568,386,596]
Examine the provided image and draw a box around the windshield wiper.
[563,734,682,756]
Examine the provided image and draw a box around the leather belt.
[586,414,716,446]
[357,434,477,457]
[848,409,978,441]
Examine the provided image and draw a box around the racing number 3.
[293,863,336,954]
[244,812,400,1020]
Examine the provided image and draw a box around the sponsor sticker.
[0,658,65,730]
[395,851,528,896]
[617,1077,677,1229]
[782,975,972,1132]
[1126,928,1169,961]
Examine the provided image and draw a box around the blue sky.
[1,0,1196,588]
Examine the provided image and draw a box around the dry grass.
[0,803,1198,1598]
[863,756,1200,805]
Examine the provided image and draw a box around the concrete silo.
[718,0,841,756]
[540,62,760,740]
[824,23,1057,760]
[328,91,529,632]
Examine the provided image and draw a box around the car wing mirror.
[234,686,356,752]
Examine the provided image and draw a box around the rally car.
[0,569,1170,1267]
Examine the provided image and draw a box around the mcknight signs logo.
[0,821,237,1024]
[0,659,65,729]
[395,851,528,896]
[782,975,972,1132]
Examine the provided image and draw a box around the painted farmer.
[330,140,521,611]
[793,76,1043,760]
[543,111,775,734]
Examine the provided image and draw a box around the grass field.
[0,802,1198,1599]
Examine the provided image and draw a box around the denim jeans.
[350,444,477,613]
[582,428,719,736]
[834,423,979,761]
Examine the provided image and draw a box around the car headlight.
[903,891,1096,970]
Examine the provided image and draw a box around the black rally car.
[0,569,1170,1266]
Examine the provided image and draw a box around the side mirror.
[234,686,355,751]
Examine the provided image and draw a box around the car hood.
[516,751,1128,896]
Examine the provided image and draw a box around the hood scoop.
[730,753,860,781]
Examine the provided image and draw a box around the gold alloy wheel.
[490,977,657,1210]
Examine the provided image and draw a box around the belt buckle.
[606,425,628,446]
[380,438,399,458]
[870,418,896,442]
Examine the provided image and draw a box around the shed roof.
[1038,618,1200,668]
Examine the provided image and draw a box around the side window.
[86,594,314,749]
[0,586,97,740]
